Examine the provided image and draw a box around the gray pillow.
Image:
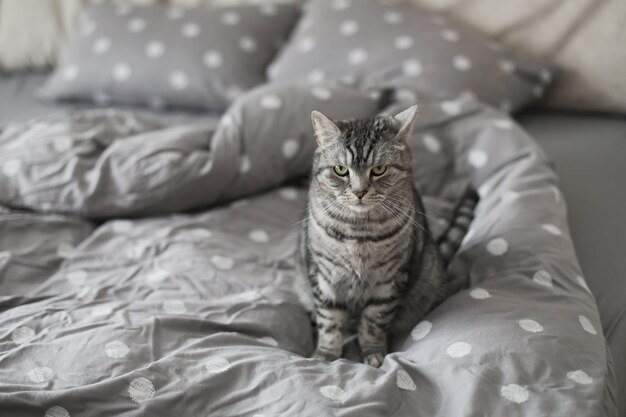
[39,3,300,111]
[267,0,554,112]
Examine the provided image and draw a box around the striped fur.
[298,106,477,367]
[437,188,479,265]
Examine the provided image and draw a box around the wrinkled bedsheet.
[0,83,617,416]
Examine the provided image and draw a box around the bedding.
[0,80,617,416]
[39,3,300,112]
[268,0,554,113]
[411,0,626,114]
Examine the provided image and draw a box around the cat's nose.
[353,190,368,199]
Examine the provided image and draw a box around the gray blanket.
[0,83,617,416]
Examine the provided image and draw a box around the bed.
[0,1,623,416]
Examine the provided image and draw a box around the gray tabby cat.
[297,105,477,367]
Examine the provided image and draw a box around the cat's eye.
[333,165,349,176]
[371,165,387,176]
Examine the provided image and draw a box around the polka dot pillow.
[268,0,555,112]
[39,3,300,112]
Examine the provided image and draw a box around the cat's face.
[311,106,418,213]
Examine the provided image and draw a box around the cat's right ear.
[311,110,340,146]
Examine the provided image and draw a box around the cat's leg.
[358,301,399,367]
[312,306,347,361]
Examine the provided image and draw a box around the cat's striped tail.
[436,187,479,266]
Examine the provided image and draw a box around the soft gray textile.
[518,110,626,416]
[268,0,554,113]
[38,3,300,111]
[1,83,378,218]
[0,82,616,416]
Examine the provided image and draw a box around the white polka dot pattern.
[28,367,54,383]
[128,377,155,403]
[298,37,316,53]
[403,59,422,77]
[145,41,165,58]
[542,224,562,236]
[411,320,432,341]
[446,342,472,358]
[181,23,201,38]
[105,340,129,358]
[441,29,459,42]
[12,326,35,344]
[258,336,279,346]
[311,86,332,101]
[533,270,553,287]
[339,20,359,36]
[486,238,508,256]
[469,288,491,299]
[249,229,269,243]
[319,385,347,401]
[331,0,351,10]
[579,315,597,335]
[63,65,79,82]
[500,384,529,403]
[239,36,257,52]
[221,11,240,26]
[519,319,543,333]
[308,69,325,83]
[67,270,87,286]
[422,134,441,153]
[384,11,402,24]
[45,406,70,417]
[282,139,299,159]
[92,303,114,317]
[260,95,283,109]
[211,255,234,270]
[203,51,223,68]
[279,188,298,200]
[205,357,230,373]
[112,63,131,82]
[52,136,72,152]
[127,18,147,33]
[169,71,189,90]
[577,276,591,293]
[567,370,593,385]
[112,220,133,233]
[468,149,488,168]
[440,99,463,116]
[167,7,184,20]
[453,55,472,71]
[164,300,187,314]
[394,35,414,50]
[493,119,514,130]
[93,37,111,54]
[239,155,251,173]
[501,190,520,203]
[348,48,367,65]
[396,369,417,390]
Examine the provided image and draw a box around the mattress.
[0,72,622,416]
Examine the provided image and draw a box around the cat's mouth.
[347,200,374,212]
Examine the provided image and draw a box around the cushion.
[0,0,82,71]
[411,0,626,114]
[267,0,554,113]
[39,3,300,111]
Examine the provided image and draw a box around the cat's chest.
[318,237,391,281]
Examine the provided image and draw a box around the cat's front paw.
[363,352,385,368]
[312,348,340,362]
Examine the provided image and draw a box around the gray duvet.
[0,82,617,416]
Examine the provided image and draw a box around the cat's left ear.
[311,110,341,146]
[393,105,419,140]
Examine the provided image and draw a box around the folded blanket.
[0,84,616,417]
